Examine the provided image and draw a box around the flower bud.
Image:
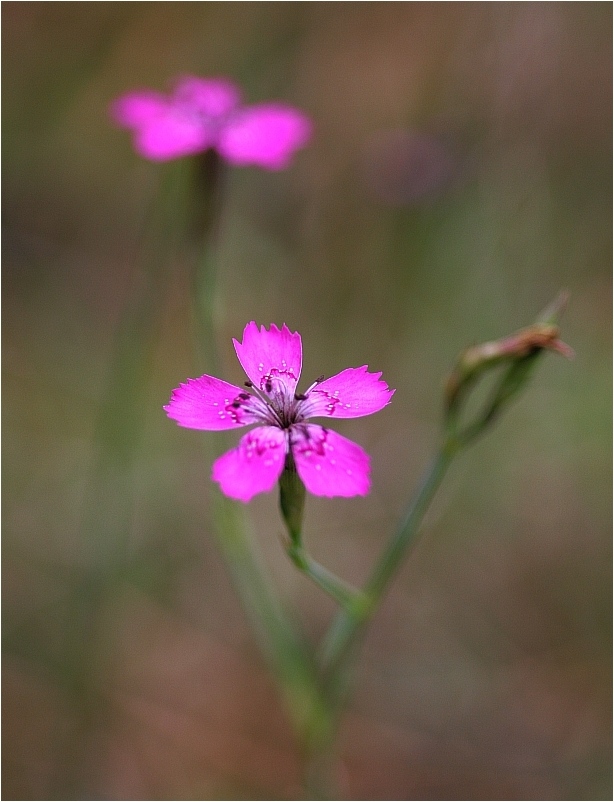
[445,292,573,446]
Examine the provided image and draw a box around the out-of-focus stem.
[188,150,227,376]
[53,163,189,799]
[82,164,187,564]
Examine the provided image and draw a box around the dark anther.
[244,381,253,387]
[265,380,273,393]
[238,392,250,400]
[295,392,307,400]
[315,374,325,383]
[231,401,241,409]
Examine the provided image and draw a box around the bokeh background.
[3,2,611,799]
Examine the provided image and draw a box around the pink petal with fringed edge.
[212,426,287,501]
[174,76,241,119]
[110,91,169,128]
[292,425,370,497]
[233,322,302,394]
[164,375,260,430]
[300,366,395,419]
[219,104,312,170]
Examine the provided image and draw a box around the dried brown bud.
[444,293,573,445]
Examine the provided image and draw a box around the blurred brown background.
[3,2,611,799]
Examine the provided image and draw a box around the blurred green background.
[3,2,611,799]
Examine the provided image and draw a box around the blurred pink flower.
[165,322,394,502]
[110,75,312,169]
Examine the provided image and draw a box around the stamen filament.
[303,375,326,395]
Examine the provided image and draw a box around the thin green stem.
[82,164,186,565]
[211,494,325,736]
[287,540,367,612]
[298,296,570,794]
[186,158,326,740]
[188,150,227,376]
[279,465,366,613]
[297,441,457,795]
[364,444,456,604]
[50,163,188,799]
[320,440,457,684]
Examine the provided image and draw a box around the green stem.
[364,443,456,606]
[320,440,457,686]
[82,163,187,565]
[296,441,457,795]
[50,163,188,799]
[211,494,325,736]
[187,158,326,740]
[287,540,366,612]
[279,464,365,613]
[188,150,227,375]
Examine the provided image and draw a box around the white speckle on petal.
[346,469,353,475]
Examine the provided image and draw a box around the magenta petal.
[219,104,312,169]
[292,425,370,497]
[301,366,395,419]
[164,375,260,430]
[212,427,287,501]
[233,322,302,393]
[174,75,241,119]
[110,91,169,128]
[133,113,212,161]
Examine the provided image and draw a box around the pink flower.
[164,323,395,502]
[110,75,312,169]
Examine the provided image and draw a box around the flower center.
[232,372,326,430]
